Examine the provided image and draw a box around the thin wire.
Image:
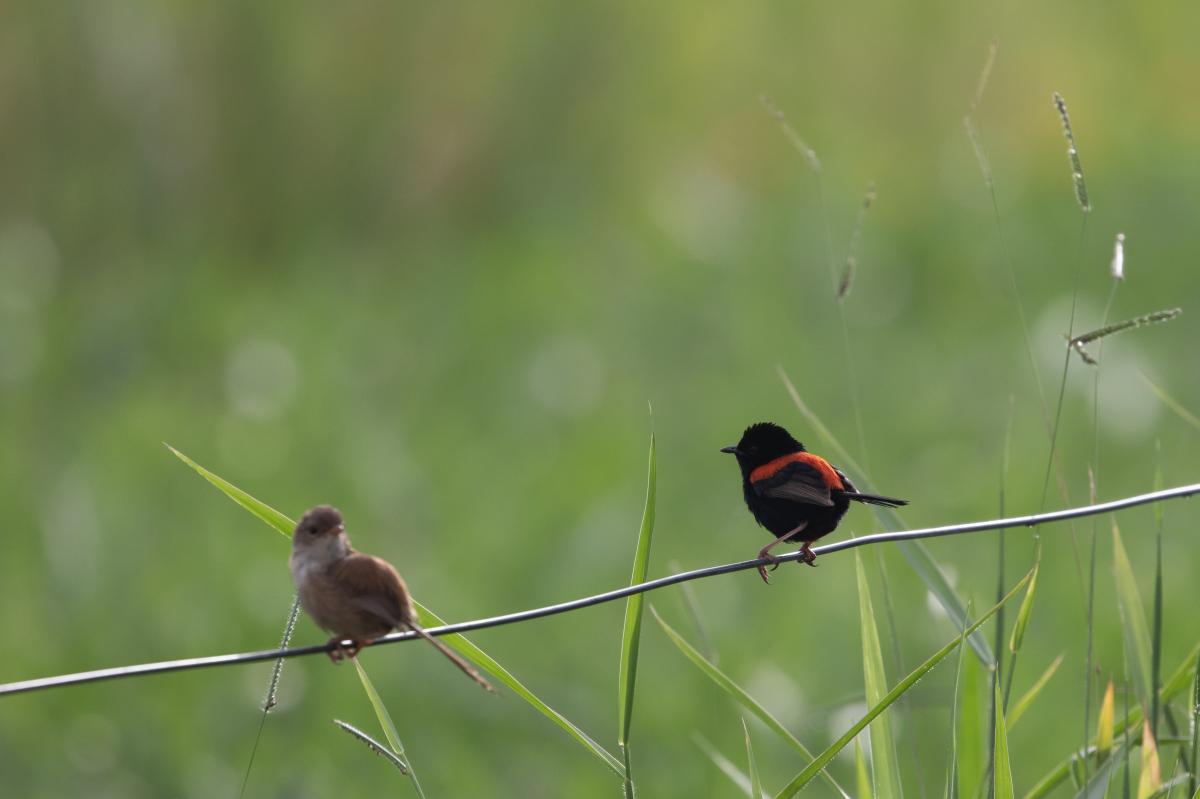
[2,482,1198,699]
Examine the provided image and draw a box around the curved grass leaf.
[959,651,987,799]
[1010,564,1039,654]
[650,605,851,799]
[995,681,1015,799]
[745,718,764,799]
[166,444,293,536]
[411,600,624,774]
[1023,644,1200,799]
[695,733,756,797]
[779,369,994,667]
[1008,654,1065,730]
[1138,721,1162,799]
[1189,665,1199,799]
[1151,449,1165,742]
[353,658,426,798]
[776,568,1033,799]
[946,610,971,799]
[857,738,874,799]
[856,550,904,799]
[1074,740,1130,799]
[1112,524,1154,708]
[168,446,624,778]
[1138,371,1200,431]
[1141,775,1192,799]
[618,434,657,797]
[1098,680,1115,762]
[333,719,410,775]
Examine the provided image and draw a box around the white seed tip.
[1110,232,1125,281]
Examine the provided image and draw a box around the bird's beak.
[720,445,741,455]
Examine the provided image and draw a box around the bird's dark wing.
[752,460,835,506]
[834,468,909,507]
[332,553,416,628]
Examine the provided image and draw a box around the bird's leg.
[756,522,808,584]
[326,637,364,663]
[797,541,818,567]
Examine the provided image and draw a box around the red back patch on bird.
[749,452,844,489]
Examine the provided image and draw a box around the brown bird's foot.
[797,543,818,567]
[326,638,365,663]
[756,547,782,584]
[756,522,809,584]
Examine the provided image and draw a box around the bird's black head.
[295,505,345,539]
[720,422,806,473]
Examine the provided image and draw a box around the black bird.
[721,422,907,583]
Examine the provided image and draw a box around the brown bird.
[289,505,494,692]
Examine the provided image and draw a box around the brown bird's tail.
[846,492,908,508]
[409,623,496,693]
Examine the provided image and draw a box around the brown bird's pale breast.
[297,553,416,642]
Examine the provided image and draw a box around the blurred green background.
[2,1,1198,796]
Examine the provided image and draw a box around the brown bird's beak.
[720,445,741,455]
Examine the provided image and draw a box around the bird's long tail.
[846,492,908,508]
[409,622,496,693]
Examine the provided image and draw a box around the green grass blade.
[858,738,875,799]
[353,658,426,799]
[1023,644,1200,799]
[651,605,851,799]
[1161,644,1200,698]
[1143,775,1191,799]
[1097,680,1116,761]
[744,717,764,799]
[1009,654,1065,730]
[1189,664,1199,799]
[779,368,994,667]
[1138,371,1200,430]
[170,446,624,778]
[333,719,410,775]
[166,444,293,536]
[1123,681,1133,799]
[1009,564,1039,655]
[995,681,1015,799]
[777,569,1033,799]
[352,657,406,755]
[959,651,987,799]
[1138,721,1162,799]
[1151,448,1165,741]
[1075,740,1129,799]
[413,600,625,776]
[1112,524,1154,709]
[618,434,657,797]
[673,563,717,664]
[856,550,904,799]
[946,612,971,799]
[695,733,756,797]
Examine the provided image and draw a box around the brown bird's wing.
[752,459,835,506]
[331,553,416,629]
